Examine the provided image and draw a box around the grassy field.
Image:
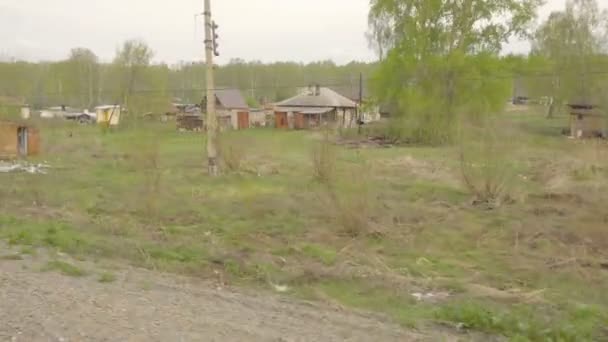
[1,107,607,340]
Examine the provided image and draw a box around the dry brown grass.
[311,130,337,185]
[219,136,246,173]
[458,118,522,206]
[314,156,374,238]
[125,129,164,228]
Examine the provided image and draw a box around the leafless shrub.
[130,130,162,223]
[458,118,520,207]
[330,188,371,238]
[219,136,245,173]
[312,137,373,237]
[312,130,336,185]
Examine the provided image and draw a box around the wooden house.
[274,86,358,129]
[0,120,40,159]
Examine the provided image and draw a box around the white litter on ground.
[411,292,450,302]
[271,283,290,293]
[0,161,50,174]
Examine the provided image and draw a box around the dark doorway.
[17,127,28,156]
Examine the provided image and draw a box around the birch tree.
[532,0,608,114]
[368,0,542,144]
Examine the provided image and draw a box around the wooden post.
[358,72,363,134]
[204,0,219,175]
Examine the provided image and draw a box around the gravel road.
[0,244,433,342]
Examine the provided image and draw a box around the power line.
[5,68,608,100]
[12,82,372,98]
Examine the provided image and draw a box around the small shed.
[95,105,121,126]
[568,103,606,139]
[0,121,40,159]
[212,89,250,130]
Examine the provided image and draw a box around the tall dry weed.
[458,117,521,206]
[312,129,337,185]
[312,134,373,237]
[130,129,162,223]
[219,135,246,173]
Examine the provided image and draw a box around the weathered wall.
[27,128,40,156]
[336,108,357,128]
[249,111,266,127]
[570,114,606,138]
[96,107,121,126]
[216,109,233,130]
[0,122,18,158]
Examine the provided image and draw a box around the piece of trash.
[411,291,450,302]
[416,257,432,265]
[412,292,433,301]
[0,161,50,174]
[272,284,290,293]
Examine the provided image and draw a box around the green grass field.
[1,107,607,340]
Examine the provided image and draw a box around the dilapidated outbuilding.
[212,89,250,130]
[568,103,606,139]
[95,105,121,126]
[0,120,40,159]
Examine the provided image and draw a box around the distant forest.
[0,49,376,111]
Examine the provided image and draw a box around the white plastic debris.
[272,284,290,293]
[0,161,50,174]
[412,292,435,301]
[411,292,450,302]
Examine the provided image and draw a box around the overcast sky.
[0,0,601,65]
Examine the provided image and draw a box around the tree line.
[0,44,376,113]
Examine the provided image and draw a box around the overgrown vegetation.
[98,272,117,283]
[368,0,539,144]
[43,260,87,277]
[2,0,608,339]
[458,117,523,205]
[1,106,607,338]
[435,300,607,341]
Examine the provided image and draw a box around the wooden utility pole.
[358,72,363,134]
[204,0,219,175]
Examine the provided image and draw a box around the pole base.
[207,157,219,176]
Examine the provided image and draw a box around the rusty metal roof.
[276,87,357,108]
